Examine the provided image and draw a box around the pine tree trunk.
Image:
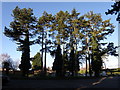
[85,56,88,77]
[88,55,92,77]
[44,41,47,76]
[41,30,44,71]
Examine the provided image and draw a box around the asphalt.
[89,76,120,88]
[2,76,120,90]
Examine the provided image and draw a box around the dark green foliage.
[36,11,54,71]
[4,7,116,78]
[105,1,120,22]
[82,11,115,77]
[69,47,80,76]
[62,51,69,72]
[32,52,42,70]
[91,49,102,77]
[52,45,64,77]
[107,42,118,56]
[4,6,37,76]
[49,10,69,45]
[91,42,118,77]
[19,49,31,76]
[68,9,83,49]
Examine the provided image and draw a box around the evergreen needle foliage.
[4,7,117,77]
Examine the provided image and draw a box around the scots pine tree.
[37,11,53,74]
[83,11,115,77]
[4,6,37,76]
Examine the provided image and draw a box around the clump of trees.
[0,53,19,75]
[4,6,116,77]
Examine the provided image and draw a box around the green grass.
[4,69,120,80]
[78,70,86,74]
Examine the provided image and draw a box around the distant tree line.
[0,53,19,75]
[4,6,118,77]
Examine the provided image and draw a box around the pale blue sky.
[1,2,118,68]
[0,0,114,2]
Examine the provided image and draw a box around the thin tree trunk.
[85,56,88,77]
[88,54,92,77]
[44,39,47,76]
[41,30,44,71]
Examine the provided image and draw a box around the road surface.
[2,76,120,90]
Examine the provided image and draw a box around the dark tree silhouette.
[82,11,115,77]
[32,52,42,70]
[52,45,64,77]
[4,6,37,76]
[107,42,118,56]
[105,1,120,22]
[69,47,79,76]
[36,11,54,76]
[91,49,103,77]
[62,51,69,76]
[4,7,116,78]
[2,61,10,75]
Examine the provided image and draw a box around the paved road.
[2,76,120,90]
[89,76,120,88]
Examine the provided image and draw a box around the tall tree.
[83,11,115,77]
[67,9,84,76]
[37,11,53,75]
[68,9,81,49]
[4,6,37,76]
[50,9,85,76]
[48,11,70,76]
